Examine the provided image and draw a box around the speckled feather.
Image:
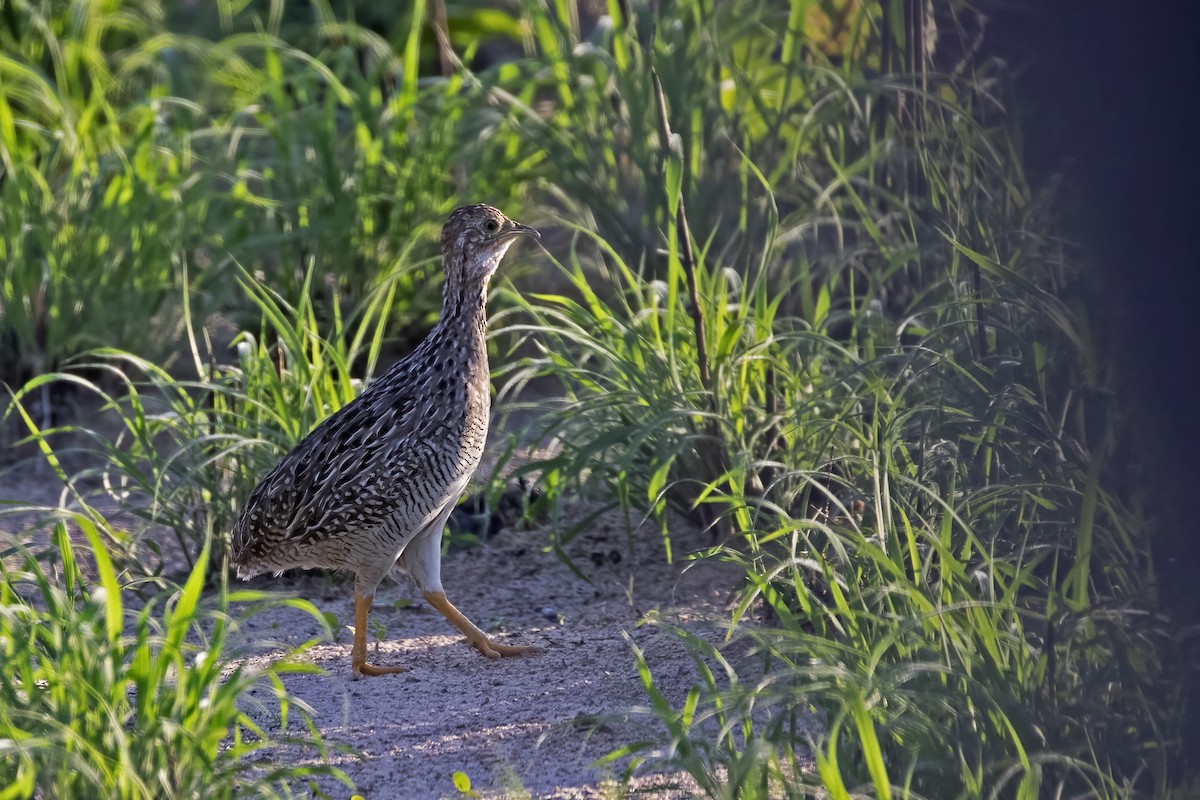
[231,205,534,587]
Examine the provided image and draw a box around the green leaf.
[451,770,477,797]
[680,687,700,730]
[814,284,831,326]
[79,515,123,643]
[814,717,851,800]
[1067,448,1103,611]
[647,455,673,507]
[665,132,685,219]
[165,541,209,656]
[852,699,892,800]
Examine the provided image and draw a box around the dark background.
[990,0,1200,759]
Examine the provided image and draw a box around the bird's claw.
[469,638,542,659]
[353,661,405,678]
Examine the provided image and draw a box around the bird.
[231,204,542,677]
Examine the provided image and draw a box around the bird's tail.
[233,561,267,581]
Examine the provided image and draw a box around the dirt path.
[2,433,757,798]
[230,512,748,799]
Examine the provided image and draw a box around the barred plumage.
[231,204,541,677]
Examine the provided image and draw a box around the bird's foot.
[350,593,405,677]
[468,637,543,659]
[352,660,405,678]
[422,590,543,660]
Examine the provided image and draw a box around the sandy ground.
[1,382,792,799]
[1,460,763,799]
[228,511,752,800]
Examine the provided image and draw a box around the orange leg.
[350,592,404,677]
[423,591,542,659]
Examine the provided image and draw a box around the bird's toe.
[470,638,542,659]
[353,661,406,678]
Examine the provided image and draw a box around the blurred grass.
[0,0,1191,797]
[0,0,531,388]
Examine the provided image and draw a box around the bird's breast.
[405,349,490,467]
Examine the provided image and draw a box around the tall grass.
[491,2,1180,797]
[0,499,346,799]
[493,0,801,266]
[0,0,534,389]
[515,202,1174,797]
[5,260,408,571]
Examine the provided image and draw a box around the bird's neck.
[369,277,490,398]
[438,279,490,341]
[432,280,492,416]
[425,279,490,378]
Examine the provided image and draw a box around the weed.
[0,503,348,799]
[5,261,400,571]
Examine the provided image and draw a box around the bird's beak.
[506,221,540,240]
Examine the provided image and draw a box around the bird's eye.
[485,219,499,232]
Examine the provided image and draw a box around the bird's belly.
[309,467,473,574]
[238,417,487,581]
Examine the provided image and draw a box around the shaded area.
[990,1,1200,772]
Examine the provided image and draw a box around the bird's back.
[231,316,492,577]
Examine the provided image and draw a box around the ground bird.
[231,205,542,676]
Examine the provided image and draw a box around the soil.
[0,368,787,799]
[228,509,752,799]
[1,456,768,799]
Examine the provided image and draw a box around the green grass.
[0,0,1190,797]
[0,0,532,387]
[489,2,1180,797]
[0,500,346,799]
[4,256,412,574]
[507,204,1173,796]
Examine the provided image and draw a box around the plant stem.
[651,70,711,393]
[651,67,729,538]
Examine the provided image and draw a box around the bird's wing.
[231,380,423,563]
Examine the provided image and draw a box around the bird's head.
[440,204,539,287]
